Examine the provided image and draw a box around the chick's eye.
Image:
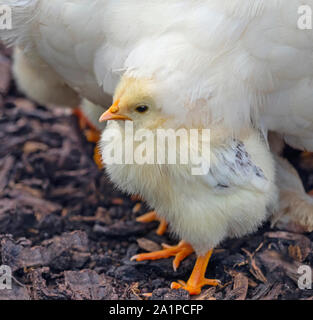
[135,105,149,113]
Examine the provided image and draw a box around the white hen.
[3,0,313,144]
[4,0,313,229]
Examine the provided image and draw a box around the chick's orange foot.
[131,240,194,272]
[171,249,221,295]
[72,108,103,169]
[132,242,220,295]
[136,211,168,235]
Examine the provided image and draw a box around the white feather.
[2,0,313,150]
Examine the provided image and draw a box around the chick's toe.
[131,240,193,272]
[171,249,221,295]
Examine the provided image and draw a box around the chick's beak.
[99,100,132,122]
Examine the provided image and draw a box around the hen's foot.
[73,108,100,141]
[171,249,220,295]
[136,210,168,236]
[73,108,103,169]
[131,240,193,271]
[93,146,103,169]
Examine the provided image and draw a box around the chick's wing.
[198,139,269,193]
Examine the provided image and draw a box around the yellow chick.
[99,76,278,295]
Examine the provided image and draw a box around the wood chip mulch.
[1,45,313,300]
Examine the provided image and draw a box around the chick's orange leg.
[136,211,168,236]
[72,108,103,169]
[171,249,220,295]
[131,240,193,271]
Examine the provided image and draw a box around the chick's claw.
[131,240,194,271]
[171,249,221,295]
[136,210,168,236]
[171,278,220,296]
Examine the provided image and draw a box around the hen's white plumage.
[3,0,313,150]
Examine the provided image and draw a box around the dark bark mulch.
[1,46,313,300]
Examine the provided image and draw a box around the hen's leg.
[72,107,103,169]
[171,249,220,295]
[74,99,110,169]
[73,108,100,142]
